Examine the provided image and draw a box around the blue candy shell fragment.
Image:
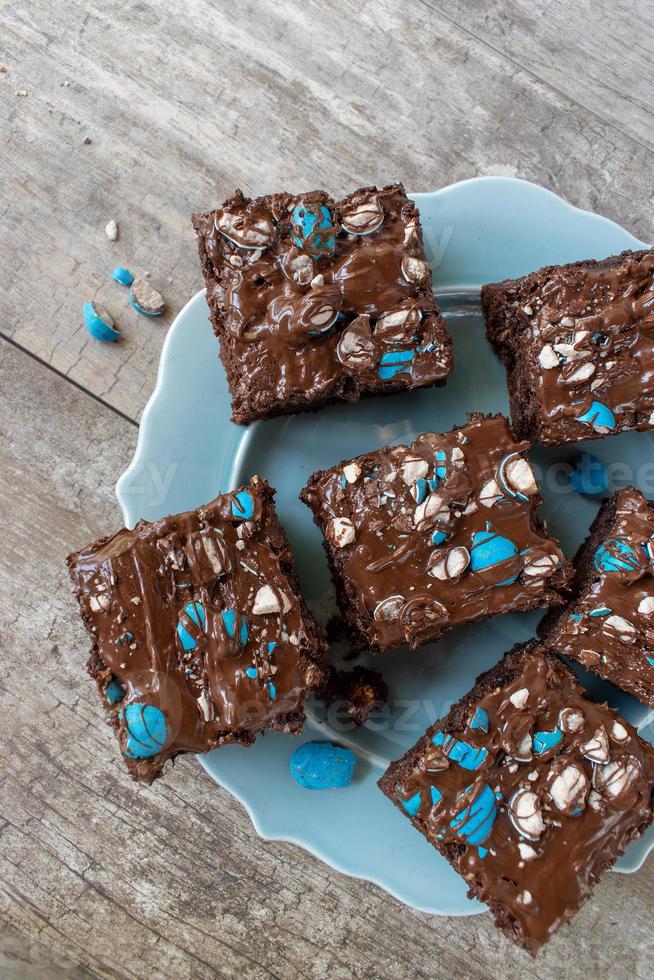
[450,784,497,846]
[576,400,616,431]
[400,791,422,816]
[122,703,167,759]
[83,301,121,343]
[570,453,609,496]
[533,727,563,755]
[231,489,255,520]
[433,731,488,770]
[594,537,641,574]
[177,601,206,650]
[431,529,448,546]
[290,741,357,790]
[470,527,518,584]
[111,266,134,286]
[221,608,248,645]
[469,707,490,733]
[105,678,125,704]
[378,349,415,380]
[292,203,335,254]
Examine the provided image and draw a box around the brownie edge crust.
[67,477,327,783]
[193,183,453,424]
[379,641,654,953]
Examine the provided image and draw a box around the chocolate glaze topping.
[483,249,654,446]
[379,642,654,953]
[542,487,654,708]
[301,415,572,653]
[67,478,327,782]
[193,184,453,424]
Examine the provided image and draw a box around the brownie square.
[300,414,572,653]
[379,641,654,953]
[482,249,654,446]
[540,487,654,708]
[193,183,453,424]
[67,477,327,782]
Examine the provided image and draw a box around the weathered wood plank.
[1,338,653,978]
[1,0,653,422]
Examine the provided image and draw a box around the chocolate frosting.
[490,249,654,445]
[67,478,326,782]
[545,487,654,708]
[193,184,452,423]
[301,415,572,652]
[380,643,654,952]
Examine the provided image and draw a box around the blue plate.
[117,177,654,915]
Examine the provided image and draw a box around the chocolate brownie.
[320,665,389,726]
[540,487,654,708]
[300,414,572,654]
[67,477,327,783]
[192,183,453,424]
[482,249,654,446]
[379,641,654,953]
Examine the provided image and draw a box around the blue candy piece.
[400,790,422,816]
[245,666,258,679]
[83,301,120,343]
[646,654,654,667]
[570,452,609,496]
[378,349,415,380]
[433,731,488,770]
[589,606,612,617]
[105,678,125,704]
[267,640,277,654]
[292,203,335,254]
[122,703,167,759]
[268,682,277,700]
[221,608,248,645]
[176,601,206,651]
[533,727,563,755]
[290,742,357,790]
[470,527,519,585]
[450,784,497,846]
[111,266,134,286]
[413,478,429,504]
[469,707,490,733]
[477,846,488,859]
[231,489,255,520]
[594,537,641,574]
[576,400,616,432]
[430,785,443,807]
[431,529,448,546]
[569,612,583,623]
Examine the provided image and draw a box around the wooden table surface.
[2,1,653,977]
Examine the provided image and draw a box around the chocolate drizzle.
[67,478,327,782]
[193,184,453,424]
[301,415,573,653]
[379,643,654,952]
[543,487,654,708]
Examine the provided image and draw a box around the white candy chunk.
[89,593,110,612]
[373,595,404,622]
[401,255,430,283]
[479,478,502,508]
[342,463,361,484]
[509,688,529,710]
[427,546,470,581]
[514,733,533,761]
[508,788,545,840]
[504,456,538,496]
[611,721,628,743]
[593,757,641,798]
[549,764,588,812]
[638,595,654,616]
[649,410,654,425]
[558,707,585,733]
[329,516,356,548]
[605,614,637,640]
[518,842,537,861]
[581,726,610,764]
[376,305,421,343]
[451,446,465,469]
[560,317,575,328]
[215,209,274,248]
[401,455,429,485]
[414,493,444,526]
[287,252,313,285]
[517,890,532,906]
[197,689,215,722]
[522,554,559,579]
[341,196,384,235]
[310,274,324,288]
[252,584,291,615]
[105,219,118,240]
[539,344,559,369]
[553,341,586,361]
[588,789,603,811]
[564,361,596,384]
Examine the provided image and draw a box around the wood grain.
[1,0,652,423]
[1,338,653,979]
